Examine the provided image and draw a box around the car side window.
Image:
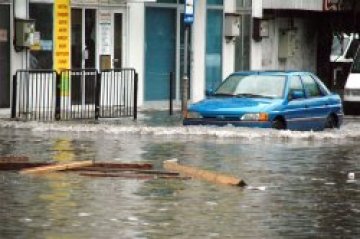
[288,76,304,100]
[301,75,323,97]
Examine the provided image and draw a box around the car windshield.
[214,74,286,98]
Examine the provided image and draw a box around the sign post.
[182,0,194,118]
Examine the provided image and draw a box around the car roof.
[231,71,314,77]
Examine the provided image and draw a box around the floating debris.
[163,158,246,187]
[348,172,355,180]
[246,186,266,191]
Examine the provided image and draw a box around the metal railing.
[12,70,57,121]
[12,68,138,121]
[100,68,137,119]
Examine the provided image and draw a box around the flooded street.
[1,111,360,239]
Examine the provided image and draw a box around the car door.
[285,75,310,130]
[300,74,329,130]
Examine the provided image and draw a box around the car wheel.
[272,118,286,130]
[325,114,337,129]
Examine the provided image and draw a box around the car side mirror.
[290,90,305,100]
[206,88,214,96]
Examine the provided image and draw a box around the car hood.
[188,97,283,116]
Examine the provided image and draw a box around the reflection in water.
[0,118,360,238]
[52,139,75,162]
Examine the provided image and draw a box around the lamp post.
[182,0,194,118]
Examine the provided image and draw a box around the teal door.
[0,5,10,108]
[145,8,176,101]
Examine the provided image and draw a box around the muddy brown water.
[0,113,360,238]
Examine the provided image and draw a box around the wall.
[222,0,236,79]
[127,2,145,106]
[190,0,206,103]
[262,0,323,11]
[260,17,317,72]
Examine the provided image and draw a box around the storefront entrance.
[0,5,10,108]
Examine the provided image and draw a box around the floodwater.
[0,111,360,239]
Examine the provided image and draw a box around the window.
[29,3,53,69]
[207,0,223,5]
[235,0,251,71]
[302,75,323,97]
[288,76,304,99]
[206,9,223,90]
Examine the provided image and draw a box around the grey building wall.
[262,0,323,11]
[261,17,317,72]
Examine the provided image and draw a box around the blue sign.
[184,0,194,25]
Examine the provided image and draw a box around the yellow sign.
[54,0,70,95]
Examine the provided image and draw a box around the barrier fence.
[11,68,138,121]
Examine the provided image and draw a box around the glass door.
[71,8,97,105]
[113,12,122,68]
[0,5,10,108]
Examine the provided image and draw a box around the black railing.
[99,69,137,119]
[169,72,175,115]
[59,69,99,120]
[12,68,138,121]
[12,70,57,121]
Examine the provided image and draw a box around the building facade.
[1,0,244,110]
[1,0,356,111]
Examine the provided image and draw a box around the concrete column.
[222,0,236,78]
[127,2,145,106]
[250,0,263,70]
[191,0,206,102]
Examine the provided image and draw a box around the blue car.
[183,71,343,131]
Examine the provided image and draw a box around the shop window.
[235,0,251,71]
[236,0,252,8]
[207,0,223,5]
[156,0,178,3]
[206,9,223,91]
[29,3,53,69]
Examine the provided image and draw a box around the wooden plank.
[79,172,190,180]
[0,162,52,171]
[20,160,93,175]
[0,156,29,163]
[163,159,247,187]
[92,163,153,169]
[79,172,154,180]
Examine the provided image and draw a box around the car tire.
[325,114,337,129]
[272,118,286,130]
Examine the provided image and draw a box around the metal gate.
[12,69,138,121]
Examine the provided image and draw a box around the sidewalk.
[0,107,183,127]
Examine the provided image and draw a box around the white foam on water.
[1,119,360,141]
